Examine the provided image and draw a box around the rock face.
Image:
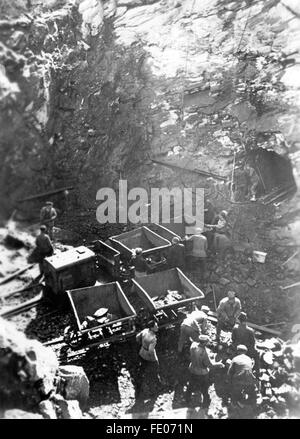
[58,365,90,408]
[0,1,300,327]
[0,316,59,409]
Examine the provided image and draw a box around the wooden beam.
[208,311,282,336]
[17,186,74,203]
[280,281,300,290]
[0,264,35,286]
[151,158,227,181]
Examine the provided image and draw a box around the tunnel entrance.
[233,147,297,204]
[247,148,297,203]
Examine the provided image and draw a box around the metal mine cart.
[91,240,121,279]
[132,268,205,328]
[43,246,97,306]
[64,282,136,349]
[109,226,171,260]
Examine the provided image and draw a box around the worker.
[130,248,151,278]
[245,163,260,201]
[167,236,185,269]
[185,228,207,277]
[178,306,210,354]
[186,335,224,408]
[231,312,260,373]
[204,198,217,225]
[135,320,162,396]
[214,233,233,259]
[216,291,241,343]
[40,201,57,240]
[227,344,257,408]
[204,210,229,250]
[35,225,54,273]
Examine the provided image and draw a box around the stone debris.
[58,365,90,408]
[38,400,57,419]
[0,317,58,407]
[152,290,184,308]
[52,394,82,419]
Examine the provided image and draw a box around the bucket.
[253,250,267,263]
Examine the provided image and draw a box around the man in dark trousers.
[35,225,54,273]
[227,344,257,408]
[167,236,185,269]
[186,335,224,408]
[135,320,162,397]
[231,312,260,373]
[40,201,57,240]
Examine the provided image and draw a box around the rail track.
[0,293,43,318]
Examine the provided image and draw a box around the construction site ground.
[1,221,300,420]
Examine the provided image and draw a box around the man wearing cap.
[35,225,54,273]
[178,306,210,354]
[216,291,241,343]
[227,345,257,407]
[40,201,57,240]
[185,228,207,277]
[135,320,162,396]
[232,312,259,373]
[186,334,224,407]
[167,236,185,270]
[130,248,152,278]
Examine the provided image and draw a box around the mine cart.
[109,226,171,260]
[132,268,205,328]
[92,240,121,279]
[43,246,97,305]
[64,282,136,349]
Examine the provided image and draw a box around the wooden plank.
[208,311,282,336]
[18,186,74,202]
[0,264,34,286]
[280,281,300,290]
[2,281,43,299]
[151,158,227,181]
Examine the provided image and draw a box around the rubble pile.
[0,316,58,409]
[153,289,183,308]
[255,339,300,417]
[0,317,90,419]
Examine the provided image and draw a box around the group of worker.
[130,204,231,281]
[136,290,258,409]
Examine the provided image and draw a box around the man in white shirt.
[178,306,210,354]
[185,228,207,277]
[216,291,241,343]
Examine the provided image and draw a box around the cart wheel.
[64,326,83,349]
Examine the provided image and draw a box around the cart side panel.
[131,279,157,312]
[110,227,171,257]
[177,269,205,298]
[149,223,180,242]
[67,290,81,330]
[93,240,120,276]
[115,282,136,316]
[143,226,171,248]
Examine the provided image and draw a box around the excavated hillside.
[1,0,300,323]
